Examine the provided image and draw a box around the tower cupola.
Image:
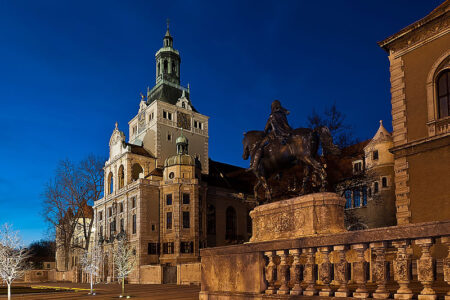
[155,20,181,85]
[176,132,189,155]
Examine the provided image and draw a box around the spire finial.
[115,122,118,129]
[167,18,170,31]
[379,120,383,126]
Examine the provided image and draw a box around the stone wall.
[140,265,163,284]
[177,262,201,285]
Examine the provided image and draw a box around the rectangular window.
[353,189,361,207]
[99,211,103,221]
[120,218,124,232]
[162,242,174,254]
[108,207,112,217]
[344,190,352,209]
[99,225,103,237]
[182,193,190,204]
[166,212,172,229]
[353,162,362,173]
[110,218,116,233]
[382,177,388,188]
[119,202,123,213]
[132,214,136,234]
[167,133,172,141]
[362,186,368,206]
[168,112,172,120]
[180,241,193,253]
[132,197,136,208]
[148,243,159,255]
[183,211,190,228]
[163,111,167,119]
[373,150,379,160]
[166,194,172,205]
[374,182,379,194]
[151,224,155,231]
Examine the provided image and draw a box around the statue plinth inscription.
[249,192,346,243]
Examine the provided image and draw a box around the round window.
[169,172,175,179]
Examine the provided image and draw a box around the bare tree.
[0,224,29,300]
[80,244,102,295]
[113,235,136,298]
[307,103,358,148]
[42,155,104,271]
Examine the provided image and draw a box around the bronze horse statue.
[242,126,340,203]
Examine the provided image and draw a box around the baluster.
[264,251,278,294]
[333,245,349,297]
[302,247,317,296]
[352,243,369,298]
[289,249,302,295]
[276,250,290,294]
[370,242,390,299]
[416,238,437,300]
[393,240,413,299]
[318,246,333,296]
[442,236,450,300]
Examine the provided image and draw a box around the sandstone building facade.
[378,1,450,224]
[92,27,253,284]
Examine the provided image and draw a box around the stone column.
[276,250,290,295]
[334,245,349,297]
[370,242,390,299]
[302,248,317,296]
[319,246,333,296]
[393,240,413,299]
[289,249,302,295]
[441,236,450,300]
[264,251,277,294]
[416,238,437,300]
[352,243,369,298]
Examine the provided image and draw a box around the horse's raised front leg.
[300,156,327,192]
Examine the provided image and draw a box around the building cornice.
[390,132,450,157]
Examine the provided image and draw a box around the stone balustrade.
[200,221,450,300]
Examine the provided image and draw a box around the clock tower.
[126,24,209,174]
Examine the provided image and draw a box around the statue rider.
[248,100,292,172]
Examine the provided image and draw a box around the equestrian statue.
[242,100,341,204]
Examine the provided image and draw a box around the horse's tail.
[314,126,341,156]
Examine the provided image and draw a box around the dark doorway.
[163,264,177,284]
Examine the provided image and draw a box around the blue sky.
[0,0,442,244]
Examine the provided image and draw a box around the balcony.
[200,220,450,299]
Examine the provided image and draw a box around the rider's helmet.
[271,100,282,113]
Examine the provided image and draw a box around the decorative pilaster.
[370,242,390,299]
[276,250,290,295]
[318,246,333,296]
[352,244,369,298]
[264,251,277,294]
[289,249,302,295]
[416,238,437,300]
[302,248,317,296]
[393,240,413,299]
[442,236,450,300]
[333,245,349,297]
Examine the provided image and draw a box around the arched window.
[207,204,216,234]
[131,163,143,181]
[157,62,160,75]
[118,165,124,189]
[225,206,237,241]
[172,61,176,74]
[164,60,168,73]
[437,70,450,118]
[108,172,114,194]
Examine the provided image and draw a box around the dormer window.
[353,161,363,173]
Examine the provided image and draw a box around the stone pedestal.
[249,192,346,242]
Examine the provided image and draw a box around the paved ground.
[0,283,200,299]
